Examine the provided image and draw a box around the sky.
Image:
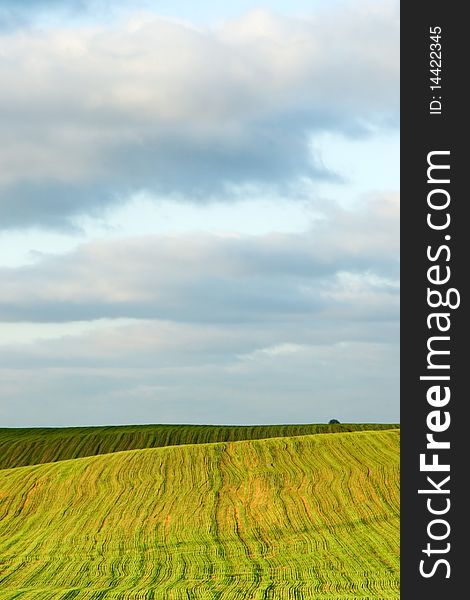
[0,0,399,427]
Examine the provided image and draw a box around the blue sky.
[0,0,399,426]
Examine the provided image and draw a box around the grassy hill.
[0,423,398,470]
[0,428,400,599]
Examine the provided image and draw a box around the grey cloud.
[0,336,399,426]
[0,317,399,370]
[0,180,117,231]
[0,1,97,32]
[0,0,106,24]
[0,194,399,323]
[0,5,399,229]
[0,121,336,230]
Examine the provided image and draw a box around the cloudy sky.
[0,0,399,427]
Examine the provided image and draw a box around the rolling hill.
[0,423,398,471]
[0,427,400,599]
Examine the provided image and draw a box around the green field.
[0,425,400,599]
[0,423,398,471]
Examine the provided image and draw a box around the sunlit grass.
[0,428,399,599]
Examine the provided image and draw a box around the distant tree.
[329,419,340,424]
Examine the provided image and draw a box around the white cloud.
[237,343,306,361]
[0,5,398,228]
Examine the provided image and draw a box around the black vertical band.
[401,2,465,597]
